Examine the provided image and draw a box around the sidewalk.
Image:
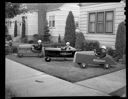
[75,68,126,96]
[6,58,126,97]
[6,58,109,96]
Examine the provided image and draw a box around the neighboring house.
[5,3,48,41]
[46,3,80,42]
[5,11,38,41]
[79,2,126,49]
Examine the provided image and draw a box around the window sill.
[87,33,115,35]
[49,27,55,29]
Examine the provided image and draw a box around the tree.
[58,34,61,43]
[5,2,27,18]
[14,20,17,37]
[21,16,26,38]
[115,21,126,59]
[43,19,50,42]
[64,11,76,47]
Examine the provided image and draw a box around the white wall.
[6,11,38,40]
[79,3,125,48]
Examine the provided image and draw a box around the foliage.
[43,19,51,42]
[32,34,40,43]
[28,40,34,44]
[115,21,126,59]
[75,32,86,50]
[83,40,100,51]
[6,35,12,41]
[107,47,119,58]
[21,36,28,43]
[58,34,61,43]
[12,46,18,53]
[21,16,26,38]
[41,42,65,48]
[64,11,76,47]
[5,2,27,18]
[5,25,8,36]
[14,21,17,37]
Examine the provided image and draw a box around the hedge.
[115,21,126,59]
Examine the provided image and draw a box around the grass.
[6,54,125,83]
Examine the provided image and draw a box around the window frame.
[49,15,55,28]
[88,10,114,34]
[105,11,114,33]
[88,13,96,33]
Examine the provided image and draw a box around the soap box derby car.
[73,47,116,69]
[44,47,77,62]
[17,44,43,58]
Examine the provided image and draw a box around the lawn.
[6,54,125,83]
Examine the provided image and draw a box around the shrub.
[6,35,12,41]
[33,34,40,43]
[83,40,100,51]
[12,46,18,53]
[28,40,34,44]
[107,47,118,58]
[21,36,28,43]
[75,32,85,50]
[64,11,76,47]
[42,42,65,48]
[51,42,65,48]
[115,21,126,59]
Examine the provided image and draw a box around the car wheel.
[45,57,51,62]
[81,63,87,69]
[104,64,110,69]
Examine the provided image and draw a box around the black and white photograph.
[5,1,126,98]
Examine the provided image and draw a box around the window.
[105,11,113,33]
[89,13,96,33]
[88,11,114,34]
[49,16,55,28]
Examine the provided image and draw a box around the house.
[5,3,48,41]
[79,2,126,49]
[46,3,80,42]
[6,11,38,41]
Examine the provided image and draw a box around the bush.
[107,47,119,58]
[21,36,28,43]
[83,40,100,51]
[6,35,12,41]
[12,46,18,53]
[51,42,65,48]
[33,34,40,43]
[75,32,86,50]
[115,21,126,59]
[42,42,65,48]
[28,40,34,44]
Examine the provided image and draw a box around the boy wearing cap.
[64,42,76,51]
[31,40,42,53]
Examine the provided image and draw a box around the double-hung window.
[88,11,114,34]
[49,16,55,28]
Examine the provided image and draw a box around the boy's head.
[66,42,70,46]
[38,40,42,44]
